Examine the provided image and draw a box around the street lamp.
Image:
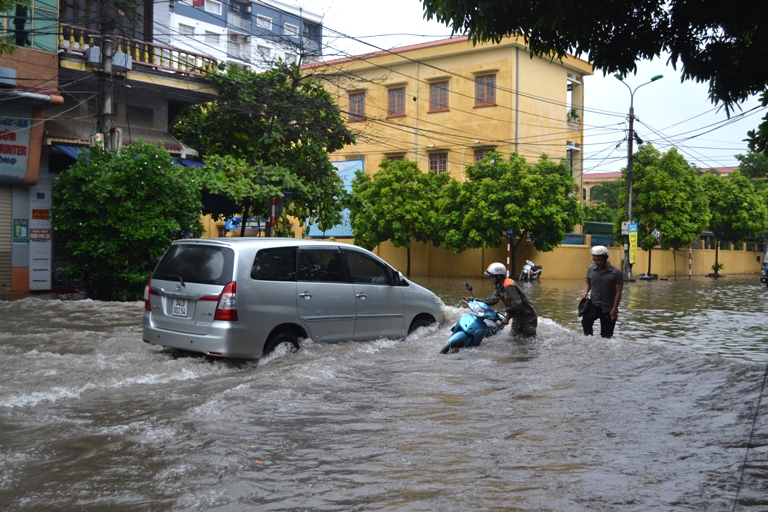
[614,73,663,279]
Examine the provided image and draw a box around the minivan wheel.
[264,332,300,356]
[408,316,434,334]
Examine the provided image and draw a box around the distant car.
[143,238,444,358]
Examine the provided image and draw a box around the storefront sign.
[0,105,32,184]
[13,218,28,242]
[32,209,49,220]
[30,228,52,241]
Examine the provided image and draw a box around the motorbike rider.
[465,262,538,337]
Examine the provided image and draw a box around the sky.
[298,0,765,174]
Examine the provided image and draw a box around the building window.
[429,81,448,112]
[387,155,405,162]
[475,74,496,106]
[204,31,220,45]
[474,149,494,163]
[284,23,299,37]
[387,87,405,117]
[204,0,222,15]
[256,15,272,30]
[349,93,365,122]
[284,52,297,64]
[178,23,194,37]
[429,153,448,174]
[257,45,271,58]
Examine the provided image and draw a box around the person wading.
[466,262,538,338]
[580,246,624,338]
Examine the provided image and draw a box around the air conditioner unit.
[243,36,251,42]
[303,26,308,34]
[230,34,239,41]
[232,4,240,11]
[244,5,251,13]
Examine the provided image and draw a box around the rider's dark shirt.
[586,263,624,313]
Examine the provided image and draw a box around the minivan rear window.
[153,244,235,285]
[252,247,297,281]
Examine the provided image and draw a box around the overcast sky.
[299,0,764,174]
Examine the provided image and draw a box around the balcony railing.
[227,13,252,32]
[59,23,218,77]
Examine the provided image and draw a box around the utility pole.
[98,0,116,150]
[614,74,663,279]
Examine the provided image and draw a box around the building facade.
[166,0,322,71]
[305,37,592,182]
[0,0,64,292]
[1,0,225,293]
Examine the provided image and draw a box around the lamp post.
[614,73,663,279]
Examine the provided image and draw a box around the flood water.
[1,276,767,510]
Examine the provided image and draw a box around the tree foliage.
[349,158,450,276]
[421,0,768,152]
[173,63,354,235]
[589,180,621,210]
[700,169,768,275]
[51,141,203,300]
[438,153,581,273]
[735,150,768,192]
[616,145,710,275]
[583,201,616,223]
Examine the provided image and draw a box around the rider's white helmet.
[590,245,609,257]
[484,262,507,276]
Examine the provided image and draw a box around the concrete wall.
[369,239,762,279]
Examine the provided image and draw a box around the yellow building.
[305,36,593,183]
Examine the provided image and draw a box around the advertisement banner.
[628,222,638,265]
[0,105,32,184]
[306,160,362,238]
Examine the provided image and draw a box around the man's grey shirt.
[586,264,624,313]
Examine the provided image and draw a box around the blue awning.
[179,158,205,167]
[53,143,84,160]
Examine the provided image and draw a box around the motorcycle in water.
[519,260,542,281]
[439,283,504,354]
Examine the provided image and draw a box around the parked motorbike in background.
[519,260,542,281]
[440,283,504,354]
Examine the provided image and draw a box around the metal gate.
[0,186,11,290]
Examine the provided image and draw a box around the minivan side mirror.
[394,271,405,284]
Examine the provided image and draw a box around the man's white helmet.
[484,262,507,276]
[590,245,609,257]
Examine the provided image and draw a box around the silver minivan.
[142,238,445,358]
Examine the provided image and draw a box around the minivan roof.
[172,238,354,249]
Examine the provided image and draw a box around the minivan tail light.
[144,278,158,311]
[214,281,238,321]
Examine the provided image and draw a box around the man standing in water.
[581,246,624,338]
[466,262,538,337]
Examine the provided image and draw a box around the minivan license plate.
[172,298,188,317]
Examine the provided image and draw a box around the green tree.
[439,152,581,274]
[735,150,768,192]
[700,169,768,276]
[174,63,354,236]
[589,180,621,210]
[421,0,768,154]
[51,141,203,300]
[583,201,616,223]
[619,145,710,276]
[349,158,450,276]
